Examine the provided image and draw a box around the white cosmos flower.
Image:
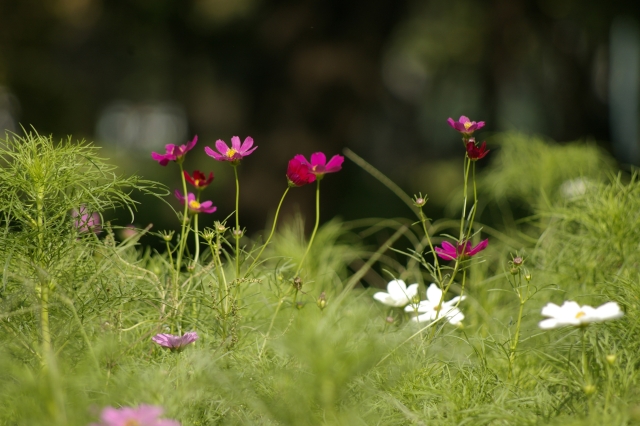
[539,301,623,329]
[373,279,419,307]
[404,283,465,325]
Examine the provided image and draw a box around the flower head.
[373,279,419,307]
[466,138,490,161]
[91,404,180,426]
[204,136,256,164]
[72,205,101,234]
[405,283,465,325]
[286,157,316,187]
[152,331,199,351]
[293,152,344,179]
[151,136,198,166]
[447,116,485,136]
[175,191,217,214]
[539,301,623,329]
[435,239,488,261]
[184,170,214,190]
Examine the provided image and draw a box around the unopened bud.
[233,228,243,238]
[606,354,616,365]
[583,384,596,396]
[413,194,428,207]
[296,301,304,310]
[161,231,175,242]
[513,256,524,266]
[214,221,227,233]
[202,228,215,243]
[524,273,532,282]
[510,267,519,275]
[385,316,394,324]
[292,277,303,291]
[317,292,327,310]
[187,263,196,273]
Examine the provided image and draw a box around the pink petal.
[459,116,470,123]
[230,136,241,151]
[310,152,327,167]
[186,193,196,203]
[293,154,310,165]
[324,155,344,172]
[475,121,485,130]
[447,117,456,129]
[204,146,224,161]
[174,190,185,203]
[239,136,254,152]
[185,135,198,151]
[215,140,230,155]
[467,239,488,256]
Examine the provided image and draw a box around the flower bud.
[524,273,532,282]
[233,228,243,238]
[606,354,616,365]
[583,384,596,395]
[317,292,327,310]
[510,267,519,275]
[214,221,227,233]
[385,316,394,324]
[413,193,428,207]
[513,256,524,266]
[296,301,305,310]
[161,231,175,242]
[202,228,215,243]
[292,277,303,291]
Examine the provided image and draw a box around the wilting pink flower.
[151,136,198,166]
[91,404,180,426]
[447,116,485,136]
[72,205,101,234]
[204,136,257,164]
[174,191,216,214]
[286,157,316,187]
[435,239,488,261]
[184,170,214,190]
[466,138,490,161]
[152,331,199,351]
[293,152,344,179]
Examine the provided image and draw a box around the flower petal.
[324,155,344,172]
[310,152,327,167]
[231,136,242,151]
[205,146,224,161]
[215,140,230,155]
[426,283,443,304]
[386,279,408,299]
[239,136,254,152]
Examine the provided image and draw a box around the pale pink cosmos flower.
[447,116,485,136]
[293,152,344,179]
[204,136,257,164]
[151,136,198,166]
[152,331,199,351]
[72,205,101,234]
[174,191,217,214]
[435,239,488,261]
[91,405,180,426]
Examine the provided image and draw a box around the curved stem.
[295,179,321,278]
[233,165,241,278]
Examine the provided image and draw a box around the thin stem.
[193,213,200,265]
[295,179,321,278]
[582,327,590,385]
[418,207,442,283]
[465,161,478,242]
[36,184,51,362]
[233,165,241,278]
[174,163,191,327]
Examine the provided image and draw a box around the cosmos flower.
[184,170,214,190]
[286,157,316,187]
[174,191,217,214]
[91,405,180,426]
[293,152,344,179]
[204,136,257,164]
[405,283,465,325]
[435,239,488,261]
[72,205,101,234]
[466,138,490,161]
[373,279,419,307]
[539,301,623,329]
[447,116,485,136]
[151,136,198,166]
[152,331,199,351]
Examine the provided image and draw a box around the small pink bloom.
[204,136,257,164]
[151,136,198,166]
[174,191,217,214]
[435,239,488,261]
[447,116,485,136]
[184,170,214,190]
[466,138,490,161]
[286,157,316,187]
[152,331,199,352]
[293,152,344,179]
[91,404,180,426]
[71,205,101,234]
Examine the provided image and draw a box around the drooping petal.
[324,155,344,173]
[205,146,225,161]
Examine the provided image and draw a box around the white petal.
[386,280,408,299]
[411,312,434,323]
[443,307,464,325]
[594,301,623,321]
[540,302,562,318]
[405,283,419,299]
[373,292,397,307]
[539,318,561,329]
[426,284,443,304]
[405,300,435,313]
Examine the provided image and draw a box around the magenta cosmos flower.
[286,157,316,187]
[184,170,214,190]
[435,239,488,261]
[293,152,344,179]
[72,205,101,234]
[447,116,485,136]
[151,135,198,166]
[466,138,490,161]
[91,405,180,426]
[174,191,217,214]
[152,331,199,351]
[204,136,257,164]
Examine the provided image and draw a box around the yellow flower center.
[226,148,237,158]
[189,200,201,210]
[434,304,442,312]
[575,311,586,319]
[463,122,473,130]
[194,179,201,186]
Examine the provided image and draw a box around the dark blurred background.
[1,0,639,238]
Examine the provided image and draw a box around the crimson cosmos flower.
[204,136,257,164]
[466,138,490,161]
[293,152,344,179]
[447,116,485,136]
[184,170,214,190]
[151,135,198,166]
[286,157,316,187]
[91,405,180,426]
[174,191,217,214]
[435,239,489,260]
[152,331,199,351]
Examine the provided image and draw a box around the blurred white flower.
[539,301,623,329]
[405,283,465,325]
[373,279,419,307]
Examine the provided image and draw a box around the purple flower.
[466,138,490,161]
[72,205,101,234]
[435,239,488,261]
[204,136,257,164]
[151,136,198,166]
[152,331,199,351]
[447,116,485,136]
[91,405,180,426]
[174,191,217,214]
[293,152,344,179]
[286,157,316,187]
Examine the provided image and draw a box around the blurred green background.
[0,0,638,240]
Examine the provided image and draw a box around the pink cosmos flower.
[286,157,316,187]
[447,116,485,136]
[204,136,257,164]
[152,331,199,351]
[91,404,180,426]
[151,136,198,166]
[184,170,214,190]
[293,152,344,179]
[174,191,217,214]
[72,205,101,234]
[466,138,490,161]
[435,239,488,261]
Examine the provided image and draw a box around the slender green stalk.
[295,179,321,278]
[174,164,191,326]
[582,327,590,386]
[418,206,442,283]
[233,165,241,278]
[35,184,51,361]
[193,212,201,265]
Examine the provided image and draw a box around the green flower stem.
[174,163,191,322]
[465,161,479,242]
[508,271,525,380]
[582,327,591,386]
[233,165,241,278]
[193,193,201,265]
[36,184,51,361]
[459,156,471,239]
[295,179,321,278]
[418,206,442,283]
[246,186,290,276]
